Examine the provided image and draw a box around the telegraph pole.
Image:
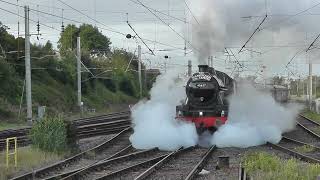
[138,45,142,98]
[309,63,313,109]
[144,67,147,91]
[188,60,192,76]
[25,6,32,123]
[315,76,317,98]
[77,37,82,111]
[164,62,167,73]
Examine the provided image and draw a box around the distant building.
[146,69,161,75]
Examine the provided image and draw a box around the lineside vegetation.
[243,152,320,180]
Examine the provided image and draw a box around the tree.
[58,24,111,56]
[57,24,78,56]
[79,24,111,55]
[272,76,285,85]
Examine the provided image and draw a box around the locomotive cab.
[176,65,234,134]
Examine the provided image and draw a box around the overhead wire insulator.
[61,23,65,33]
[36,21,40,40]
[36,5,40,40]
[36,21,40,33]
[61,9,65,33]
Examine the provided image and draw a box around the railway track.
[134,146,216,180]
[297,114,320,138]
[10,128,132,180]
[60,148,168,180]
[0,111,131,151]
[44,146,219,180]
[268,114,320,164]
[268,136,320,163]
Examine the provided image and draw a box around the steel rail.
[184,145,217,180]
[134,147,194,180]
[61,148,160,180]
[0,111,132,151]
[94,155,167,180]
[299,114,320,126]
[40,145,133,180]
[267,142,320,163]
[10,127,131,180]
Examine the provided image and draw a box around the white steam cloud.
[130,72,300,150]
[192,0,225,64]
[129,70,198,151]
[190,0,320,74]
[211,83,300,148]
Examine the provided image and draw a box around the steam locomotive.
[176,65,235,134]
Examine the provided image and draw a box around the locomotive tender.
[176,65,235,133]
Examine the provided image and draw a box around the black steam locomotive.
[176,65,235,133]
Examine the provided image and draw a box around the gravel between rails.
[278,138,320,161]
[297,116,320,133]
[78,134,117,151]
[143,147,208,180]
[18,130,133,180]
[283,125,320,146]
[81,150,169,180]
[194,145,297,180]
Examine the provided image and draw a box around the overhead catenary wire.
[17,0,186,14]
[260,1,320,31]
[57,0,126,36]
[183,0,200,25]
[129,0,187,24]
[0,0,186,52]
[306,34,320,52]
[0,6,60,32]
[133,0,198,52]
[127,21,155,55]
[238,14,267,53]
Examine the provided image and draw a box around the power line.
[129,0,186,24]
[0,0,84,24]
[23,0,185,14]
[0,6,60,32]
[238,14,267,53]
[226,48,244,68]
[56,0,185,51]
[0,0,187,54]
[260,1,320,30]
[127,22,155,55]
[133,0,197,52]
[57,0,126,36]
[183,0,200,25]
[306,34,320,52]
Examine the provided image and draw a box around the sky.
[1,0,320,80]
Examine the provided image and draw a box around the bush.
[29,116,67,154]
[243,152,320,180]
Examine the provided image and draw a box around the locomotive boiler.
[176,65,235,134]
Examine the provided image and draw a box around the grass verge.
[0,122,27,131]
[294,145,315,153]
[302,110,320,122]
[243,152,320,180]
[0,147,62,180]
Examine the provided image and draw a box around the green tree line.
[0,22,153,120]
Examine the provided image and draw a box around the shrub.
[29,116,67,154]
[243,151,320,180]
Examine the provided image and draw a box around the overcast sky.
[1,0,320,79]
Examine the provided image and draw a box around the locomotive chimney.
[198,65,209,72]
